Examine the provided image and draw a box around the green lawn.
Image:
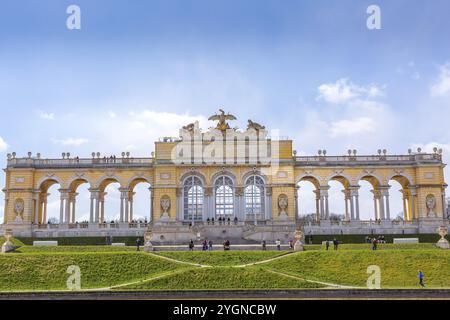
[120,266,323,290]
[0,252,187,291]
[153,250,290,266]
[265,249,450,288]
[1,244,449,291]
[0,237,25,247]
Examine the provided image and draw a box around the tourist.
[262,240,266,250]
[211,217,215,225]
[227,217,231,225]
[136,238,141,251]
[372,238,378,250]
[223,239,230,250]
[234,216,238,225]
[276,239,281,250]
[189,240,194,251]
[418,270,425,287]
[202,239,208,251]
[206,218,210,225]
[333,238,339,250]
[208,240,213,251]
[325,240,330,251]
[289,239,294,250]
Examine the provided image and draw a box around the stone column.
[294,186,299,222]
[42,193,48,224]
[313,190,320,221]
[89,196,94,223]
[59,189,70,224]
[402,194,408,220]
[34,194,40,224]
[149,187,153,223]
[350,186,360,221]
[342,189,350,221]
[89,189,100,224]
[266,186,273,220]
[129,191,135,222]
[120,188,130,223]
[409,188,417,220]
[99,192,106,223]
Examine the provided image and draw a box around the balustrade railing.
[7,157,155,168]
[294,153,442,165]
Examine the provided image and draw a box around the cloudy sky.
[1,0,450,223]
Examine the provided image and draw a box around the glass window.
[183,176,203,221]
[215,176,234,217]
[245,175,265,216]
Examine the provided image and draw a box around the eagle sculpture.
[208,109,237,131]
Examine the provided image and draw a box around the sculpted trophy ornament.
[13,198,25,222]
[144,229,154,252]
[247,119,265,131]
[426,194,437,218]
[278,194,289,220]
[436,226,449,249]
[159,196,171,222]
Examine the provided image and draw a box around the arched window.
[245,175,265,216]
[215,176,234,217]
[183,176,204,221]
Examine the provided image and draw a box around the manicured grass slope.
[0,252,186,291]
[16,246,137,253]
[0,237,25,247]
[121,266,323,290]
[154,251,290,266]
[266,249,450,288]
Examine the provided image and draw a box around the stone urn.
[293,229,305,251]
[1,232,15,253]
[144,229,154,252]
[436,226,450,249]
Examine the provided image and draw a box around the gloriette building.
[1,110,449,242]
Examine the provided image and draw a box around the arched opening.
[357,176,381,221]
[296,176,320,222]
[244,175,265,222]
[68,179,90,224]
[40,180,62,224]
[214,176,234,219]
[129,179,152,224]
[101,180,121,223]
[327,176,350,221]
[389,175,412,221]
[183,176,204,223]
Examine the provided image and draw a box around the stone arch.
[95,175,125,191]
[355,172,383,188]
[211,169,237,186]
[127,174,153,191]
[386,172,413,188]
[67,175,93,192]
[180,171,207,186]
[296,174,321,189]
[326,173,352,189]
[242,169,268,185]
[37,176,64,192]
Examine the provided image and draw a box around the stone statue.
[278,194,288,219]
[426,194,437,217]
[247,119,265,131]
[208,109,237,132]
[182,123,196,133]
[436,226,449,249]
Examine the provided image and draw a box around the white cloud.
[108,111,117,118]
[0,136,7,152]
[410,142,450,154]
[430,63,450,97]
[317,78,384,104]
[38,110,55,120]
[52,138,89,147]
[328,117,376,138]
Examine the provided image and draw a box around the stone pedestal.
[1,232,15,253]
[293,229,305,251]
[436,238,450,249]
[294,240,304,251]
[143,229,154,252]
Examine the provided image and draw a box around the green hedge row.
[304,233,443,244]
[16,236,144,246]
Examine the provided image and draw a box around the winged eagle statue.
[208,109,237,131]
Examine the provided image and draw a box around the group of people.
[205,216,239,225]
[324,239,340,250]
[189,239,231,251]
[365,235,386,244]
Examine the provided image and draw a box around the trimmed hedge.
[16,236,144,246]
[304,233,444,244]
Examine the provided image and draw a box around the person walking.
[276,239,281,250]
[372,238,378,251]
[136,238,141,251]
[418,270,425,287]
[333,238,338,250]
[325,240,330,251]
[208,240,213,251]
[189,240,194,251]
[262,239,266,251]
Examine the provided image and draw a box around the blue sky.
[1,0,450,223]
